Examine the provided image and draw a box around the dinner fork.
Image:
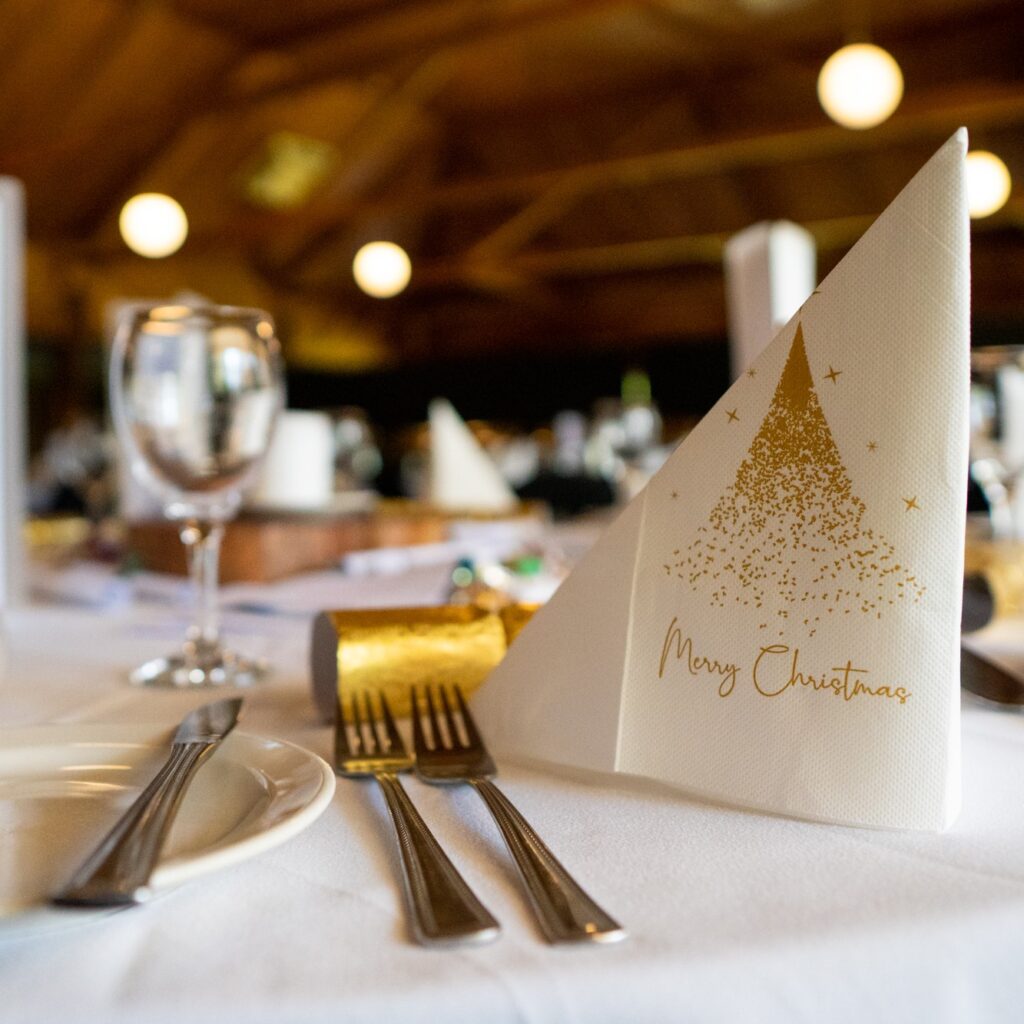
[411,684,626,944]
[333,690,500,946]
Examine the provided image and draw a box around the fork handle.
[471,779,625,944]
[374,773,500,946]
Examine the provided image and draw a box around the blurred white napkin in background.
[724,219,816,380]
[249,409,335,511]
[0,177,27,609]
[428,398,518,513]
[475,131,970,832]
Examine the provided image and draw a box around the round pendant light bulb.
[965,150,1012,219]
[352,241,412,298]
[119,193,189,258]
[817,43,904,129]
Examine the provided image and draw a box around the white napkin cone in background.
[0,178,27,608]
[249,410,335,510]
[724,220,816,379]
[474,130,971,831]
[428,398,518,513]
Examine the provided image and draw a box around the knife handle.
[54,741,214,907]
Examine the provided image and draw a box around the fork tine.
[410,686,429,753]
[368,691,390,753]
[378,691,408,757]
[439,686,463,749]
[425,685,446,750]
[334,695,353,763]
[352,689,370,754]
[453,686,483,748]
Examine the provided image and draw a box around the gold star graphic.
[867,441,878,452]
[903,496,920,512]
[824,366,842,384]
[746,368,757,378]
[726,408,739,423]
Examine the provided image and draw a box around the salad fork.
[411,684,626,944]
[334,690,499,946]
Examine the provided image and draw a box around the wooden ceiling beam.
[218,0,639,109]
[411,213,876,287]
[416,197,1021,290]
[268,48,458,272]
[466,90,733,261]
[70,82,1024,261]
[395,87,1024,215]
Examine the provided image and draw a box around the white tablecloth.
[3,566,1024,1024]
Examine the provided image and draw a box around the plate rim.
[0,722,336,926]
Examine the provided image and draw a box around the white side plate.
[0,724,335,938]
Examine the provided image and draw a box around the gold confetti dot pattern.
[664,324,925,637]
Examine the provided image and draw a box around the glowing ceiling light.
[965,150,1012,219]
[352,241,411,298]
[817,43,904,129]
[119,193,188,258]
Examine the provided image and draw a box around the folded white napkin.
[475,131,970,831]
[724,219,816,378]
[0,177,27,607]
[428,398,518,513]
[249,409,335,511]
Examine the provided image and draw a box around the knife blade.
[961,645,1024,707]
[53,697,243,907]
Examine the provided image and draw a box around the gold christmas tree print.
[667,323,924,636]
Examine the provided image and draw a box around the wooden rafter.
[217,0,643,108]
[66,80,1024,270]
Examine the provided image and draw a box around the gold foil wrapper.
[499,602,540,644]
[310,604,537,720]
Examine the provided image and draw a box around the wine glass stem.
[181,519,224,654]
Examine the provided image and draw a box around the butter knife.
[53,697,243,907]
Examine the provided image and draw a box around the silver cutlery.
[54,697,243,907]
[411,684,626,944]
[334,690,500,947]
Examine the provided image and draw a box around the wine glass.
[110,303,283,687]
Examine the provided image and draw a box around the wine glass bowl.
[111,303,283,687]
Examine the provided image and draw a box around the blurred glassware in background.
[970,346,1024,539]
[27,414,116,519]
[332,406,383,491]
[110,302,283,687]
[551,411,587,476]
[490,434,540,490]
[587,398,628,482]
[583,370,667,502]
[620,368,663,458]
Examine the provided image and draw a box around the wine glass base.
[129,651,268,688]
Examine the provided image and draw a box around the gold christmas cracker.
[310,603,538,720]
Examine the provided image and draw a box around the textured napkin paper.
[474,131,970,831]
